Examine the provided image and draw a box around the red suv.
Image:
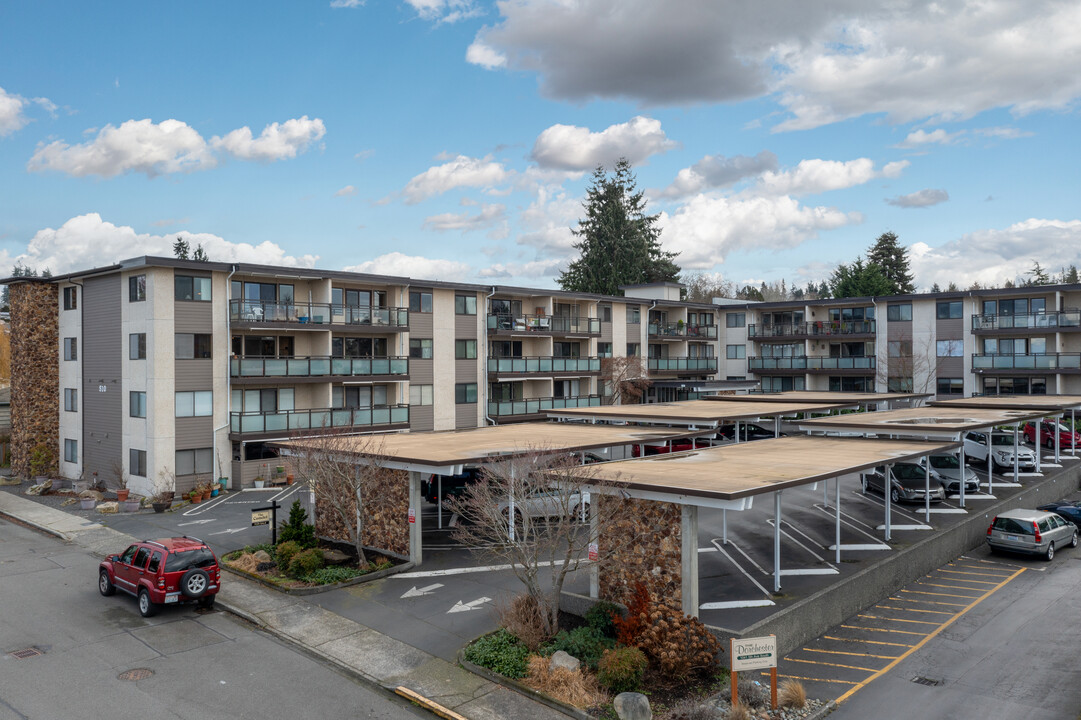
[1023,421,1081,450]
[98,537,220,617]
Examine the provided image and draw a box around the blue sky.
[1,0,1079,291]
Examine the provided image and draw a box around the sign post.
[251,500,281,545]
[730,635,778,709]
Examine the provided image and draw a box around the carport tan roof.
[568,436,959,501]
[929,395,1081,411]
[704,391,931,404]
[800,405,1049,435]
[545,399,849,425]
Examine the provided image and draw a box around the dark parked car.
[422,468,483,505]
[1036,502,1081,530]
[716,423,782,442]
[861,463,945,504]
[99,537,220,617]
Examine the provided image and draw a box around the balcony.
[486,314,601,336]
[230,356,408,383]
[229,405,409,438]
[647,357,718,373]
[971,312,1081,333]
[488,356,601,376]
[748,320,876,339]
[972,353,1081,373]
[647,323,719,339]
[230,300,409,331]
[748,356,875,374]
[488,394,602,420]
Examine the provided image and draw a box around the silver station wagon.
[987,509,1078,560]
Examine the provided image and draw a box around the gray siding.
[174,297,213,332]
[936,317,963,338]
[82,274,122,480]
[175,416,213,449]
[601,322,612,342]
[456,403,477,429]
[410,312,433,336]
[410,406,434,432]
[455,358,479,381]
[454,312,478,337]
[175,359,213,391]
[410,358,434,384]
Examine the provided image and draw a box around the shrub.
[720,675,768,709]
[275,540,302,569]
[778,678,806,709]
[726,702,752,720]
[542,626,615,670]
[464,629,530,679]
[524,655,608,709]
[664,698,719,720]
[301,565,367,584]
[596,646,647,694]
[287,548,325,578]
[612,582,651,646]
[585,600,621,638]
[278,500,317,548]
[635,598,720,684]
[495,593,549,652]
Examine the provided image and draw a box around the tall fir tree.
[559,158,679,296]
[829,257,894,298]
[173,237,191,260]
[866,231,915,294]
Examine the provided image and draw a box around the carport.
[705,390,931,411]
[563,435,960,614]
[931,395,1081,466]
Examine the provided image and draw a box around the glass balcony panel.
[239,359,263,377]
[262,359,287,376]
[370,357,389,375]
[265,412,289,432]
[240,414,263,433]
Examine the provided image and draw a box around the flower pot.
[286,474,295,485]
[211,488,219,497]
[152,501,170,513]
[116,489,130,502]
[254,479,265,489]
[80,497,96,510]
[190,494,202,504]
[201,492,211,502]
[122,499,140,513]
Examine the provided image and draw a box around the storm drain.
[9,647,43,660]
[118,668,155,681]
[911,676,940,687]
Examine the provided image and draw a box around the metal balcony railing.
[230,356,409,378]
[972,353,1081,371]
[486,314,601,334]
[230,300,409,328]
[647,357,718,372]
[230,405,409,434]
[488,356,601,373]
[971,312,1081,331]
[748,356,876,371]
[647,323,719,339]
[488,394,602,417]
[747,320,876,338]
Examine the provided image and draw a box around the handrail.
[748,356,876,370]
[488,356,601,373]
[486,314,601,334]
[487,394,602,417]
[748,320,876,338]
[971,311,1081,331]
[230,299,409,328]
[647,322,719,339]
[647,357,718,372]
[971,353,1081,370]
[230,356,409,378]
[229,405,410,434]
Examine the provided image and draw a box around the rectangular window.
[937,377,964,395]
[627,305,641,324]
[64,439,77,463]
[726,312,746,328]
[129,391,147,418]
[63,286,77,310]
[936,301,963,319]
[63,388,78,412]
[408,291,433,313]
[455,382,477,404]
[409,384,434,406]
[600,304,612,323]
[175,333,212,359]
[455,339,477,359]
[409,338,433,359]
[129,275,146,302]
[130,449,147,477]
[598,342,613,358]
[726,344,746,359]
[887,303,912,321]
[174,275,212,302]
[175,391,213,417]
[175,448,213,476]
[937,339,963,357]
[129,333,146,360]
[454,295,477,315]
[63,337,77,361]
[887,377,914,392]
[626,343,640,357]
[888,340,912,357]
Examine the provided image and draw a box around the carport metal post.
[437,475,443,529]
[774,416,780,438]
[1035,418,1042,474]
[924,457,931,523]
[508,466,517,543]
[958,436,967,508]
[681,505,699,618]
[1013,422,1020,478]
[834,476,841,564]
[721,509,728,544]
[735,420,740,443]
[773,490,782,593]
[986,430,992,492]
[884,463,893,542]
[408,471,423,565]
[1055,414,1061,463]
[589,501,599,599]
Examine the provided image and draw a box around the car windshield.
[929,455,960,469]
[991,434,1018,446]
[164,548,216,572]
[893,464,924,480]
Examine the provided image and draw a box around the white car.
[497,486,590,528]
[964,431,1037,472]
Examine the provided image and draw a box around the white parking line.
[812,502,885,542]
[779,568,839,576]
[709,539,774,599]
[949,494,997,501]
[765,518,834,565]
[394,560,568,578]
[926,508,968,514]
[875,523,932,530]
[700,599,776,610]
[828,543,890,551]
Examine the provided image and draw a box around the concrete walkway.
[0,491,569,720]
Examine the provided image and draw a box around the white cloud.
[10,213,317,275]
[335,185,357,197]
[423,203,506,235]
[530,116,677,171]
[401,155,510,204]
[478,259,567,280]
[344,252,471,280]
[330,0,363,7]
[886,188,949,208]
[0,86,51,137]
[755,158,905,196]
[658,151,779,199]
[515,186,580,257]
[211,116,325,162]
[466,41,506,69]
[895,128,964,148]
[151,217,190,227]
[405,0,481,23]
[973,126,1034,140]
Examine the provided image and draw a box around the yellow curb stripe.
[858,614,940,625]
[938,569,1006,581]
[824,635,913,648]
[876,605,955,616]
[893,593,968,606]
[841,625,929,637]
[899,590,971,602]
[784,657,880,673]
[763,673,858,685]
[803,648,900,660]
[915,582,984,594]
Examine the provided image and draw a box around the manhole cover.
[911,676,940,686]
[9,647,43,659]
[118,668,155,681]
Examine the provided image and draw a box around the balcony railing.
[748,356,876,371]
[486,314,601,334]
[972,353,1081,371]
[488,356,601,374]
[647,357,718,372]
[971,312,1081,331]
[748,320,876,338]
[230,356,409,378]
[230,405,409,434]
[488,394,602,417]
[230,300,409,328]
[647,323,719,339]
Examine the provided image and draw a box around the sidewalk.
[0,491,569,720]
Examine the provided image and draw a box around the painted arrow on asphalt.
[178,519,216,526]
[448,597,491,614]
[208,528,247,535]
[400,583,444,599]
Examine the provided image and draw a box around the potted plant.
[286,473,295,485]
[112,461,129,502]
[79,495,96,510]
[189,489,202,504]
[253,475,265,489]
[150,472,174,513]
[122,495,141,513]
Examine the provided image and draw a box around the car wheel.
[98,569,116,596]
[138,588,158,617]
[1047,437,1054,449]
[179,569,209,598]
[572,502,590,522]
[1045,541,1055,562]
[198,595,216,610]
[1072,532,1078,549]
[890,488,900,504]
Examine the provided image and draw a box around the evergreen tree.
[1027,260,1050,286]
[829,257,893,298]
[946,282,959,292]
[930,283,941,293]
[192,243,210,262]
[1061,265,1079,284]
[866,231,915,294]
[173,237,191,259]
[559,158,679,296]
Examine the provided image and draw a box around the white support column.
[508,466,517,543]
[834,476,841,565]
[735,420,741,443]
[681,505,699,618]
[986,430,993,491]
[408,471,423,566]
[958,438,967,508]
[1013,422,1020,478]
[773,490,782,593]
[1035,418,1042,474]
[1055,414,1062,463]
[437,475,443,529]
[721,509,727,544]
[589,499,599,599]
[884,463,893,542]
[924,457,931,522]
[774,416,780,438]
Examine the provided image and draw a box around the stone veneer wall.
[314,466,410,557]
[10,282,59,478]
[599,497,682,605]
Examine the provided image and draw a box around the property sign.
[251,509,271,527]
[731,635,777,672]
[408,508,416,524]
[588,542,599,561]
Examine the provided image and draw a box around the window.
[409,339,433,359]
[63,286,77,310]
[600,304,612,323]
[130,449,147,477]
[64,439,77,463]
[937,377,964,395]
[726,376,746,381]
[175,448,213,476]
[887,303,912,321]
[888,340,912,357]
[598,342,613,358]
[175,275,212,302]
[887,377,914,392]
[409,291,433,313]
[626,343,640,357]
[175,391,213,417]
[129,275,146,302]
[130,391,147,418]
[627,305,641,324]
[726,312,746,328]
[726,344,746,359]
[455,383,477,404]
[63,337,77,361]
[129,333,146,360]
[175,333,212,359]
[409,384,433,406]
[937,301,963,319]
[552,342,580,358]
[455,295,477,315]
[937,340,963,357]
[63,388,78,412]
[455,339,477,359]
